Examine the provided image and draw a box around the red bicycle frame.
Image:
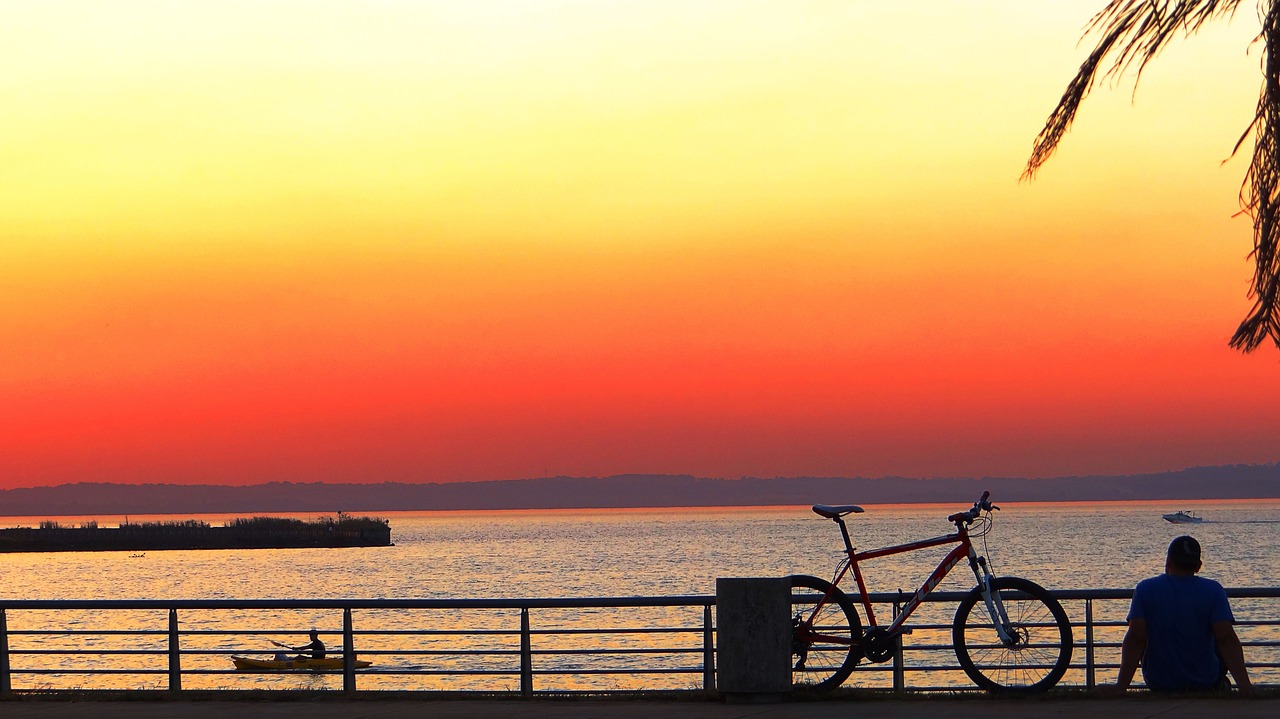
[807,514,989,644]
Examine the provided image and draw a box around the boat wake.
[1204,519,1280,524]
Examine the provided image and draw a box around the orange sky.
[3,1,1279,489]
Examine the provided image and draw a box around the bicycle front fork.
[973,557,1017,645]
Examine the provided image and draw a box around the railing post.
[892,594,904,693]
[1084,598,1095,690]
[520,608,533,697]
[343,607,356,694]
[702,604,715,691]
[167,608,181,693]
[1,608,11,696]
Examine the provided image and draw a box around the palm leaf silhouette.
[1025,0,1279,351]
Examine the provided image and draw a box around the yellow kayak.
[232,655,372,671]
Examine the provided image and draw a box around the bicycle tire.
[788,574,861,691]
[952,576,1072,693]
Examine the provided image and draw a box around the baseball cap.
[1167,535,1201,564]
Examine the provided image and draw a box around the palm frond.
[1025,0,1280,352]
[1024,1,1244,180]
[1231,3,1280,350]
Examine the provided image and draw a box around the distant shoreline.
[3,496,1279,525]
[1,462,1276,517]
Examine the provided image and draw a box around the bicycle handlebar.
[947,490,999,525]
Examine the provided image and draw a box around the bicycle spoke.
[788,575,861,691]
[953,577,1072,693]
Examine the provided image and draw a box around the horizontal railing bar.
[11,665,170,670]
[180,629,520,637]
[228,650,521,657]
[202,648,706,658]
[531,649,703,656]
[343,665,517,670]
[361,630,518,636]
[332,629,515,636]
[4,587,1278,613]
[356,671,516,677]
[528,669,704,675]
[526,628,702,635]
[299,627,702,637]
[178,629,516,636]
[4,630,167,636]
[7,647,167,652]
[0,596,716,610]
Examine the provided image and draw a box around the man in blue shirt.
[1115,536,1252,693]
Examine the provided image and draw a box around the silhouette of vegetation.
[224,514,388,530]
[4,514,391,552]
[224,516,310,530]
[1025,0,1280,352]
[122,519,211,529]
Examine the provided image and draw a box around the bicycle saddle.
[812,504,864,519]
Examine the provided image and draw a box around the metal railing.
[0,587,1276,695]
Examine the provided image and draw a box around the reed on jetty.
[0,514,391,552]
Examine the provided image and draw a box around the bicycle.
[789,491,1072,693]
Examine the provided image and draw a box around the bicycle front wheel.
[788,574,861,691]
[952,576,1072,693]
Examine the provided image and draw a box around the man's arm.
[1115,618,1147,690]
[1212,621,1253,693]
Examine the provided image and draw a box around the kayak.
[232,655,372,671]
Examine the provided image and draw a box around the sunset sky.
[4,1,1279,490]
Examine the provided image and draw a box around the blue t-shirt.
[1127,574,1234,691]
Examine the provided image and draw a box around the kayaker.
[290,629,326,661]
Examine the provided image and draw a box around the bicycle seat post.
[834,516,854,553]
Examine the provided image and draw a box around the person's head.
[1165,535,1202,574]
[309,629,319,640]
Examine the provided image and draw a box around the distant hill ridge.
[1,462,1278,517]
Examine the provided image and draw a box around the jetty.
[0,515,391,552]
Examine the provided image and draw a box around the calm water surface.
[2,499,1278,691]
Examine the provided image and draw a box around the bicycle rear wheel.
[952,576,1072,693]
[788,574,861,691]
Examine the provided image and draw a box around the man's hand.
[1115,618,1147,693]
[1214,621,1253,695]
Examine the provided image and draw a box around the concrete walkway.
[2,697,1277,719]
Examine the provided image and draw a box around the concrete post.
[715,577,791,702]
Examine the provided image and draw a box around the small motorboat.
[1162,510,1204,524]
[232,655,371,672]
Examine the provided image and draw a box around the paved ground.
[2,696,1277,719]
